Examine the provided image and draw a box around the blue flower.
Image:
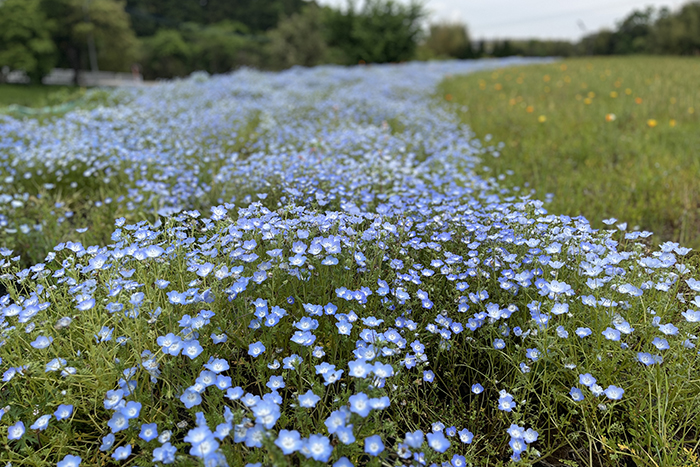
[139,423,158,442]
[182,340,204,359]
[298,389,321,408]
[30,414,51,431]
[57,454,82,467]
[54,404,74,421]
[122,401,142,419]
[100,433,115,451]
[426,431,450,453]
[7,421,25,440]
[575,327,592,338]
[305,434,333,462]
[248,341,266,358]
[333,457,354,467]
[324,410,347,434]
[349,392,371,417]
[30,335,53,349]
[602,327,621,341]
[364,434,384,456]
[458,428,473,444]
[569,387,584,401]
[111,444,132,461]
[335,425,356,445]
[108,411,130,433]
[275,429,303,454]
[181,388,203,409]
[152,442,177,464]
[604,385,625,400]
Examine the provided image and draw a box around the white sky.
[317,0,687,40]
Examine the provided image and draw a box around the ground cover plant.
[0,59,699,467]
[440,56,700,249]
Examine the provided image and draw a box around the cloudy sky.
[316,0,686,40]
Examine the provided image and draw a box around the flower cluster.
[0,59,699,466]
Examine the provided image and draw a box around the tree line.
[1,0,699,84]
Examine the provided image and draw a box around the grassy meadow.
[0,60,698,467]
[0,84,83,108]
[440,56,700,248]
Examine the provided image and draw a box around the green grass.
[440,56,700,248]
[0,84,84,108]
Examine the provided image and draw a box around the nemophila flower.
[54,404,74,421]
[427,431,450,453]
[423,370,435,382]
[305,434,333,462]
[336,425,356,445]
[139,423,158,442]
[46,357,66,372]
[605,385,625,400]
[570,387,585,401]
[8,421,25,440]
[602,327,621,341]
[30,414,51,431]
[471,383,484,394]
[579,373,596,387]
[324,410,347,434]
[493,338,506,349]
[108,411,130,433]
[364,434,384,456]
[651,337,671,350]
[182,340,204,359]
[298,390,321,408]
[637,352,663,366]
[283,354,302,370]
[111,444,132,461]
[122,401,142,419]
[525,348,541,361]
[458,428,473,444]
[276,429,303,454]
[152,442,177,464]
[248,341,266,358]
[509,436,527,457]
[251,400,280,429]
[30,335,53,349]
[682,309,700,322]
[498,393,516,412]
[451,454,467,467]
[334,457,354,467]
[57,454,82,467]
[181,389,203,409]
[349,392,371,417]
[658,323,679,336]
[100,433,115,451]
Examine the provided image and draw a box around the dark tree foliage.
[125,0,308,36]
[324,0,425,64]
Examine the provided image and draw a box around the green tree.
[0,0,57,83]
[423,22,473,59]
[125,0,308,36]
[41,0,139,83]
[653,2,700,55]
[325,0,425,64]
[266,5,333,69]
[613,6,656,54]
[139,29,191,79]
[188,22,264,74]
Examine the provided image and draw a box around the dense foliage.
[1,59,699,467]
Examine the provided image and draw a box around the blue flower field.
[0,59,699,467]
